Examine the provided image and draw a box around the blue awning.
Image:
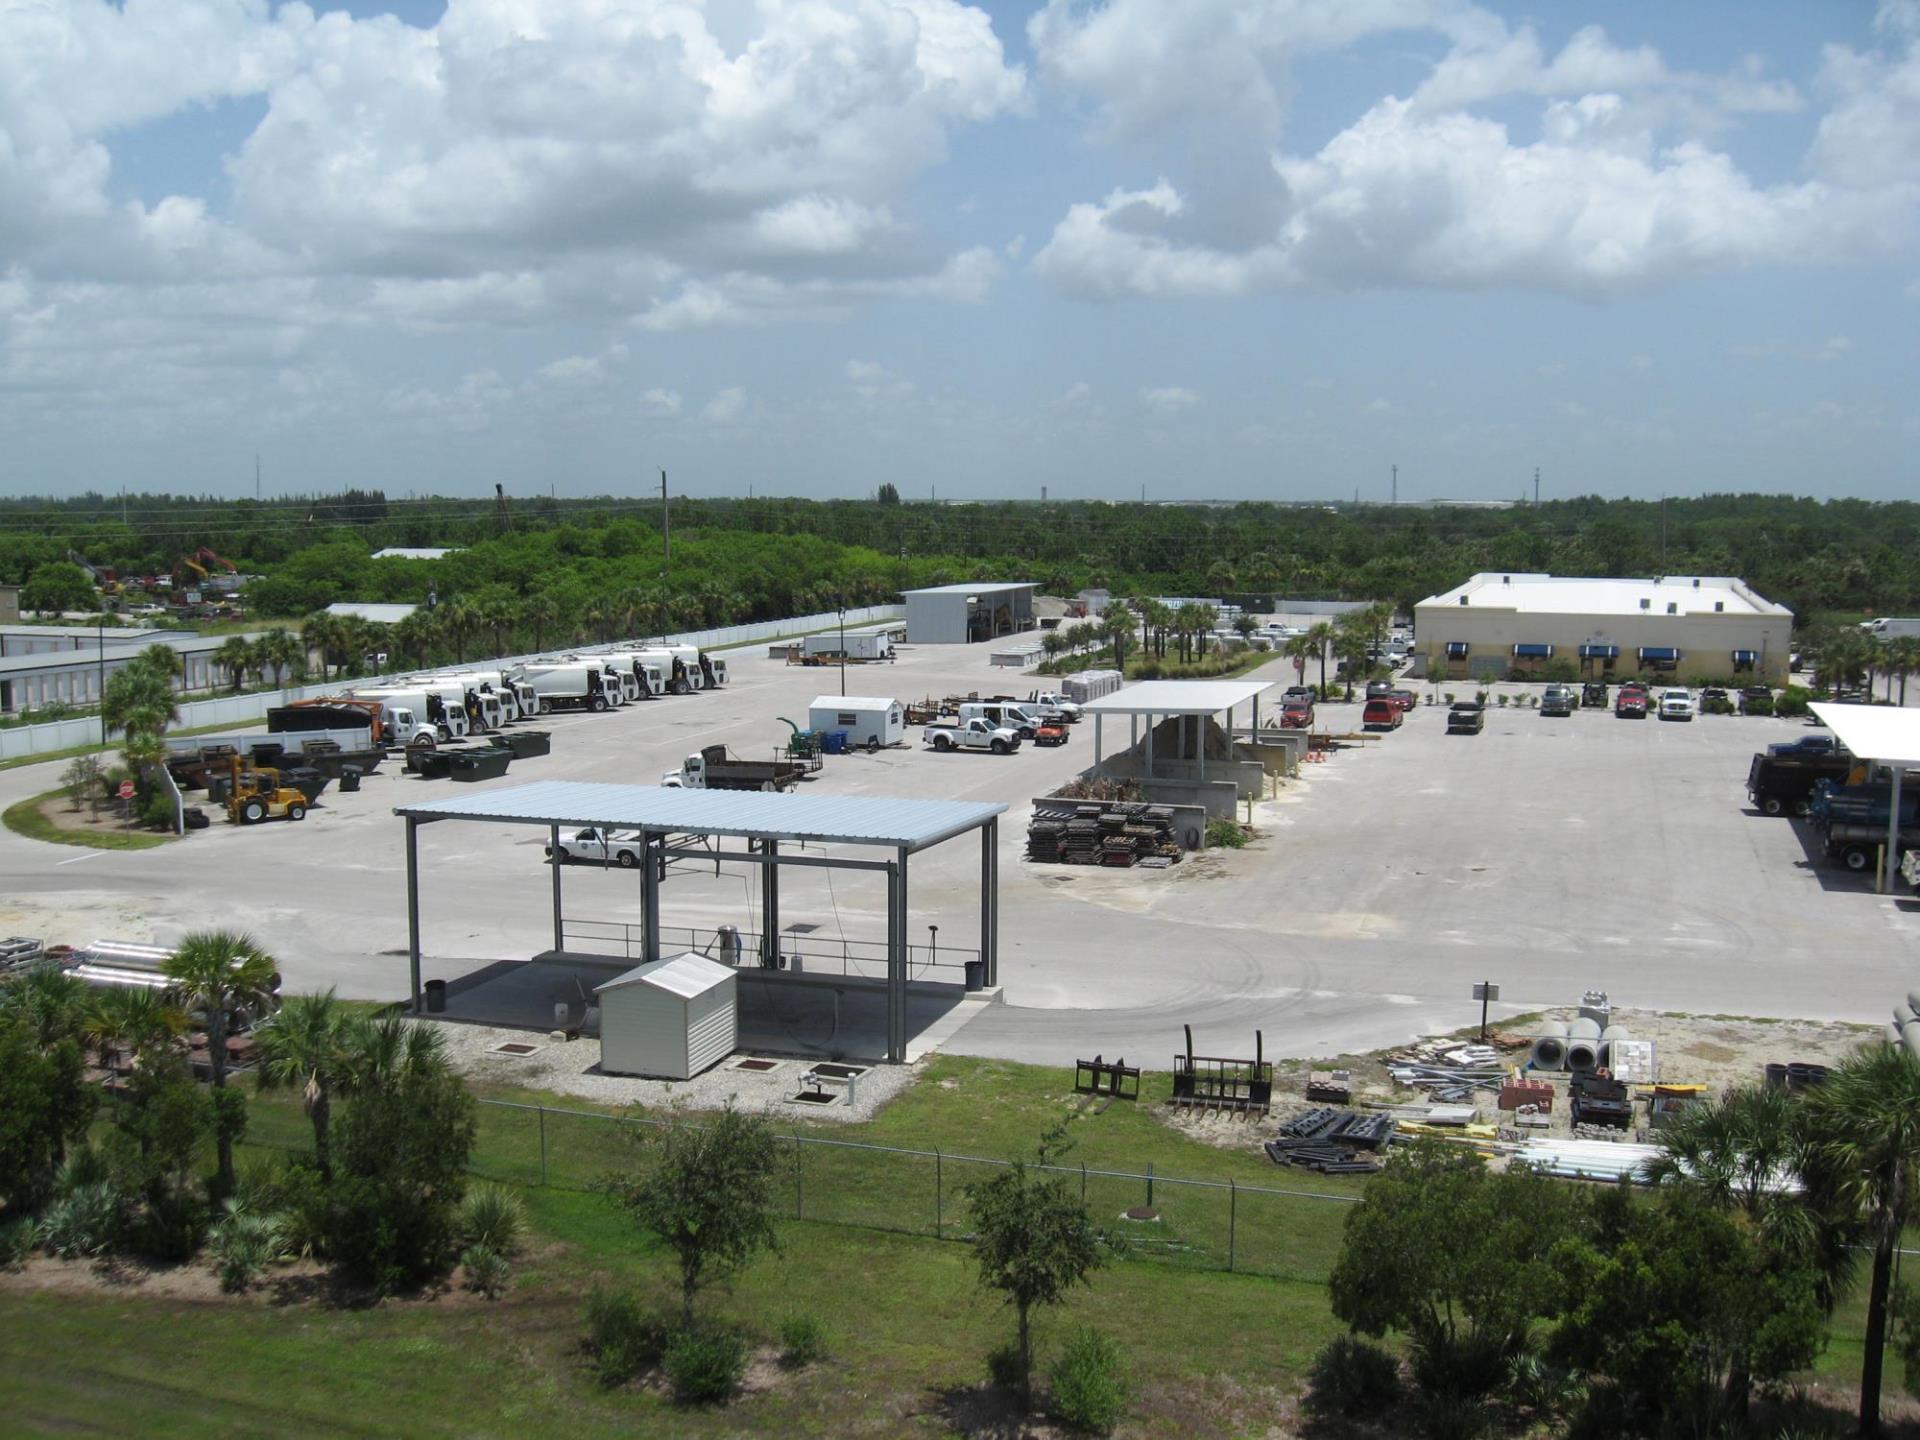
[1445,641,1469,657]
[1731,650,1758,665]
[1638,647,1680,662]
[1512,643,1553,658]
[1579,644,1619,659]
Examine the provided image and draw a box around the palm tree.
[392,610,439,669]
[1233,613,1258,644]
[1891,638,1920,707]
[163,929,279,1196]
[1284,631,1315,689]
[302,612,344,679]
[102,664,178,740]
[253,989,355,1183]
[215,635,254,693]
[474,593,516,658]
[1307,622,1334,696]
[440,599,475,663]
[83,986,187,1072]
[341,1011,449,1091]
[522,594,558,653]
[1807,1042,1920,1436]
[255,628,305,689]
[0,963,92,1049]
[1101,601,1134,670]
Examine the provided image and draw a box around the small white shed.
[804,630,892,660]
[808,695,906,748]
[595,952,738,1080]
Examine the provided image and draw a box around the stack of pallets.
[1026,801,1185,867]
[1263,1107,1391,1174]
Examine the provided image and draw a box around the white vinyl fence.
[0,604,904,765]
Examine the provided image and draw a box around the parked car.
[1540,684,1575,716]
[1657,688,1695,722]
[1616,684,1649,719]
[1366,679,1395,700]
[1362,699,1403,731]
[1581,681,1608,708]
[1769,735,1847,759]
[1281,685,1314,704]
[1446,701,1486,734]
[1738,685,1775,715]
[546,826,644,867]
[1279,699,1315,729]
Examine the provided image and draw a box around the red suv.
[1280,699,1315,728]
[1362,699,1403,731]
[1615,684,1649,718]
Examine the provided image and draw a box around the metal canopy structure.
[394,782,1005,1063]
[1079,679,1278,779]
[1811,703,1920,894]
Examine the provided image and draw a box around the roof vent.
[1692,578,1700,588]
[1639,598,1650,611]
[1714,601,1724,613]
[1667,602,1678,614]
[1502,575,1510,584]
[1459,595,1469,605]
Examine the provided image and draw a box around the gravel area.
[429,1020,923,1122]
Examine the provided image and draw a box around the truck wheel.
[537,697,550,716]
[616,850,637,868]
[590,695,608,713]
[1761,795,1785,817]
[241,799,265,824]
[934,735,952,751]
[673,679,690,695]
[1842,845,1872,872]
[288,803,306,822]
[991,740,1008,755]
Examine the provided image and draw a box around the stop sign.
[117,780,135,800]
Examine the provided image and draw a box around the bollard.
[538,1104,548,1188]
[1229,1178,1236,1272]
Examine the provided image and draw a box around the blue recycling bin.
[823,729,849,755]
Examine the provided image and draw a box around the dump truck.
[1746,751,1858,816]
[350,686,472,741]
[224,756,309,825]
[661,745,805,792]
[515,662,619,713]
[923,717,1020,753]
[1810,781,1920,873]
[270,697,415,747]
[601,650,670,698]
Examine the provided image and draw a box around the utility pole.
[1660,493,1668,569]
[1391,464,1397,506]
[661,469,670,564]
[255,454,261,502]
[1534,467,1540,506]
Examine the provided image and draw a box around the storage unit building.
[902,582,1037,644]
[803,630,892,660]
[808,696,906,748]
[1414,573,1792,687]
[595,952,738,1080]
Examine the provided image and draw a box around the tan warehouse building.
[1415,574,1793,688]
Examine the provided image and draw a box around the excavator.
[172,546,237,592]
[224,755,308,825]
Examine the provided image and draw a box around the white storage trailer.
[804,631,893,661]
[595,952,738,1080]
[808,696,906,748]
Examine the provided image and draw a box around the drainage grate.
[733,1058,780,1072]
[790,1091,836,1105]
[813,1062,867,1080]
[493,1043,539,1056]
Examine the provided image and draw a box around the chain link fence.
[240,1096,1360,1283]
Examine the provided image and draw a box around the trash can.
[424,978,447,1014]
[338,770,361,793]
[964,960,986,991]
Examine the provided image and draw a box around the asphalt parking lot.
[3,639,1915,1069]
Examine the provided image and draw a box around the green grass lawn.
[1,788,172,850]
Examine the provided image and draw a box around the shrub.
[1307,1334,1402,1417]
[461,1243,510,1299]
[987,1341,1025,1390]
[139,791,176,830]
[456,1183,525,1256]
[0,1214,36,1267]
[586,1286,666,1385]
[1049,1326,1128,1435]
[1743,694,1775,716]
[37,1180,124,1258]
[208,1203,289,1293]
[778,1312,827,1367]
[1204,818,1249,849]
[662,1323,748,1404]
[1418,1392,1490,1440]
[1776,686,1812,718]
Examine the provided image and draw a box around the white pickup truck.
[1023,690,1083,721]
[923,717,1020,754]
[545,826,644,867]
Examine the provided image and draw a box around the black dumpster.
[424,978,447,1014]
[964,960,986,991]
[412,750,456,780]
[489,730,551,759]
[338,770,362,794]
[450,750,512,782]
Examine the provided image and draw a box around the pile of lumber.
[1026,801,1183,867]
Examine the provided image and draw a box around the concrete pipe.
[1897,1002,1917,1028]
[1599,1027,1633,1068]
[1890,1021,1906,1048]
[1529,1020,1570,1072]
[1908,989,1920,1019]
[1566,1039,1601,1072]
[1568,1016,1602,1041]
[1904,1019,1920,1064]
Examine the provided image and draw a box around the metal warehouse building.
[1415,574,1793,687]
[902,583,1037,644]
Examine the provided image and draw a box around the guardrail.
[561,917,977,985]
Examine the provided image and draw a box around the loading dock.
[395,781,1005,1063]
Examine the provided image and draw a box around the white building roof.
[371,547,459,561]
[1811,703,1920,769]
[809,696,899,711]
[1418,573,1790,619]
[596,952,734,1000]
[902,582,1035,596]
[1081,679,1276,716]
[325,602,418,624]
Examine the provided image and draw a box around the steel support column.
[1094,712,1103,775]
[885,852,906,1063]
[761,838,780,966]
[549,823,564,952]
[1252,693,1260,733]
[640,830,661,963]
[985,818,999,986]
[1888,766,1906,896]
[405,816,423,1014]
[1146,712,1154,778]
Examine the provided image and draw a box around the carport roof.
[1810,704,1920,769]
[395,780,1005,851]
[1080,679,1276,716]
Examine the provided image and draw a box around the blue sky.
[1,0,1915,503]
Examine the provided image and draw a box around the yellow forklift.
[224,754,308,825]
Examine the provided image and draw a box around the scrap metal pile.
[1385,1039,1505,1102]
[1264,1107,1391,1174]
[1026,801,1182,868]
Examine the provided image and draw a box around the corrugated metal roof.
[901,582,1035,596]
[1080,679,1276,715]
[596,952,735,999]
[395,779,1004,850]
[1811,703,1920,769]
[809,696,900,711]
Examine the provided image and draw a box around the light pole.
[838,601,847,697]
[97,616,106,744]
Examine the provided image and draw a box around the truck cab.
[546,827,644,867]
[1025,690,1083,721]
[925,717,1019,754]
[960,701,1041,739]
[1657,688,1695,722]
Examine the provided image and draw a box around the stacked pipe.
[1565,1016,1603,1073]
[1529,1020,1570,1071]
